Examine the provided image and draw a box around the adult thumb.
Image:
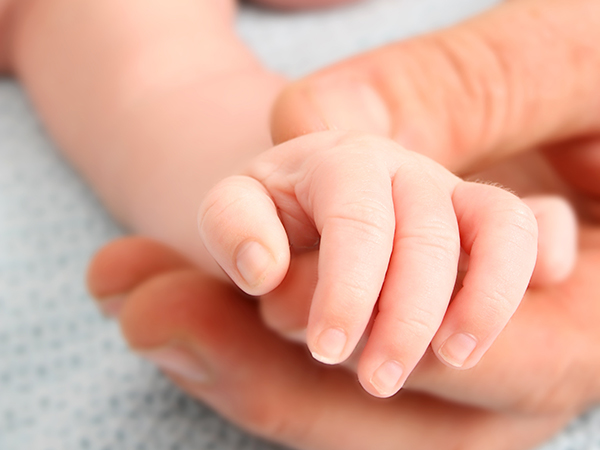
[271,0,600,172]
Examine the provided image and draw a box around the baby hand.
[199,131,546,397]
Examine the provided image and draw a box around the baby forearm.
[8,0,286,272]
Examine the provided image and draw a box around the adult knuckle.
[234,389,318,444]
[235,398,292,437]
[417,30,514,155]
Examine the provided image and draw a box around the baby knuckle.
[387,307,441,340]
[502,202,538,241]
[401,225,459,264]
[338,276,373,303]
[201,177,264,224]
[474,286,514,318]
[331,201,394,239]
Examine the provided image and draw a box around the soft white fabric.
[1,0,599,448]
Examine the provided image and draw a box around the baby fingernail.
[236,241,273,288]
[140,345,212,384]
[370,360,404,397]
[311,327,347,364]
[438,333,478,368]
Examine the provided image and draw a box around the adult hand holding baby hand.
[89,0,600,448]
[198,130,541,398]
[88,236,575,450]
[264,0,600,417]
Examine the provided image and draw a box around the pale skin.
[1,0,576,398]
[2,0,600,448]
[199,129,577,398]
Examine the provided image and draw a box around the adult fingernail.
[370,360,404,397]
[311,327,347,364]
[235,241,274,288]
[438,333,478,368]
[140,344,213,384]
[309,78,391,136]
[98,294,125,318]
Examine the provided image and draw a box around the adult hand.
[272,0,600,185]
[87,237,571,450]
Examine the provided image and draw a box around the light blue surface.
[1,0,599,449]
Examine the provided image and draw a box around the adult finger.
[523,196,578,287]
[545,137,600,203]
[87,236,192,316]
[118,268,570,450]
[87,237,598,415]
[272,0,600,171]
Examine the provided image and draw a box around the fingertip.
[198,176,291,297]
[436,332,479,370]
[524,196,578,287]
[118,270,230,350]
[308,326,349,365]
[365,359,405,398]
[87,236,191,300]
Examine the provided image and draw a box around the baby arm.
[199,130,576,398]
[4,0,284,274]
